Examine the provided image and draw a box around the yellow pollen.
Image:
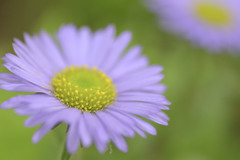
[51,66,116,112]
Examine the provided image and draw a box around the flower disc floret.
[193,2,232,26]
[51,66,116,112]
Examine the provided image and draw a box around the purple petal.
[109,46,142,78]
[84,112,109,153]
[116,74,164,93]
[23,33,56,77]
[66,122,80,154]
[76,27,92,65]
[3,63,50,89]
[111,134,128,152]
[138,84,167,94]
[0,73,47,92]
[78,113,92,147]
[101,31,132,72]
[117,92,171,106]
[97,111,135,138]
[37,31,67,71]
[107,109,146,138]
[32,108,79,143]
[94,25,115,67]
[24,108,65,127]
[57,24,79,66]
[144,112,169,126]
[110,55,148,80]
[127,114,157,135]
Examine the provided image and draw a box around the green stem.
[61,144,71,160]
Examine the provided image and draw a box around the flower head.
[147,0,240,52]
[0,25,170,154]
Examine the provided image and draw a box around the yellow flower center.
[51,66,116,112]
[193,2,232,27]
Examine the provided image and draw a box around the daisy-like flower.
[147,0,240,52]
[0,25,170,154]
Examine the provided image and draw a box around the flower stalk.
[61,143,71,160]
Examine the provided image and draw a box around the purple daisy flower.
[0,25,170,154]
[147,0,240,52]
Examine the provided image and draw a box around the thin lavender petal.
[78,113,92,147]
[66,122,80,154]
[57,24,79,66]
[94,25,115,67]
[101,31,132,72]
[76,27,92,65]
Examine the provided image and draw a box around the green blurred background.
[0,0,240,159]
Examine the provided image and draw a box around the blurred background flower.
[147,0,240,52]
[0,0,240,160]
